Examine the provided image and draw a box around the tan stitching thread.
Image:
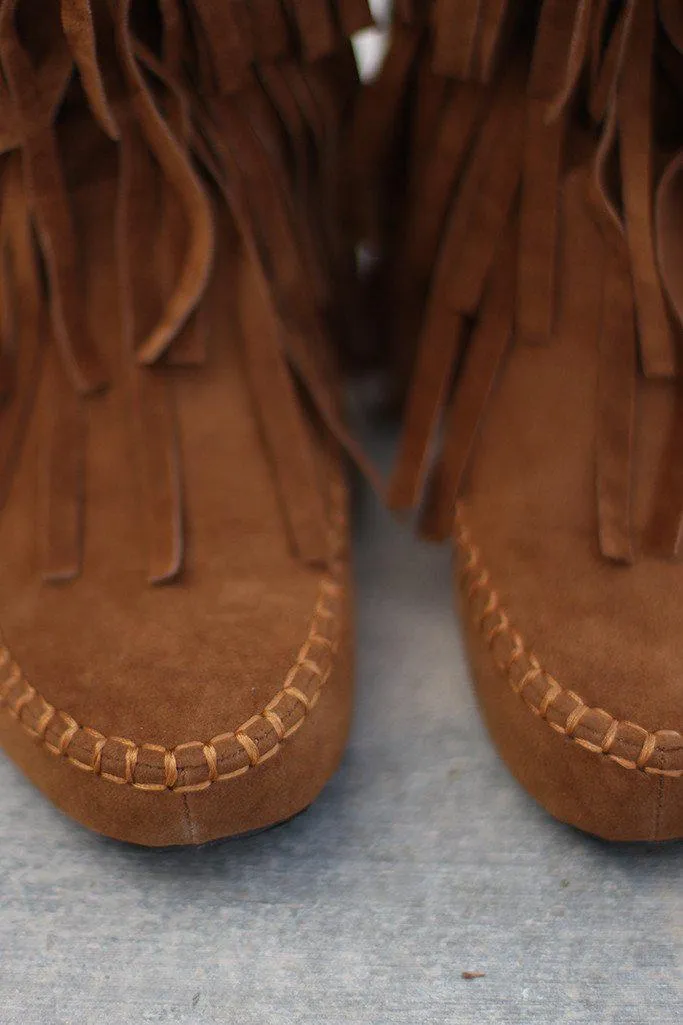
[124,742,138,783]
[454,504,683,779]
[512,656,542,696]
[92,736,106,775]
[286,685,312,711]
[58,715,79,755]
[538,675,561,716]
[0,485,347,793]
[636,732,657,770]
[235,732,260,766]
[309,633,334,649]
[601,719,619,753]
[298,658,325,679]
[468,569,489,600]
[203,743,218,781]
[486,610,509,644]
[263,708,285,740]
[11,684,35,718]
[33,702,55,740]
[564,695,588,738]
[0,663,21,703]
[501,630,524,674]
[164,751,178,789]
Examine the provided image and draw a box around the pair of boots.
[0,0,680,846]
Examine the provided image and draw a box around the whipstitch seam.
[0,487,347,793]
[454,504,683,779]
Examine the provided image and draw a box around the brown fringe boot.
[355,0,683,840]
[0,0,376,846]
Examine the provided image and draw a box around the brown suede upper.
[0,0,368,845]
[456,168,683,840]
[362,0,683,839]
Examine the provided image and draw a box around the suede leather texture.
[0,0,366,846]
[359,1,683,842]
[455,169,683,841]
[0,159,354,847]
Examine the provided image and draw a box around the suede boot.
[355,0,683,841]
[0,0,374,846]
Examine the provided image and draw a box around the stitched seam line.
[454,504,683,779]
[0,482,347,793]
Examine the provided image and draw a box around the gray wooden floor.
[0,423,681,1024]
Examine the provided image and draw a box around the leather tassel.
[285,0,338,63]
[544,0,593,122]
[203,100,382,513]
[283,63,342,303]
[205,94,321,341]
[42,351,86,582]
[393,78,477,284]
[516,101,563,344]
[156,0,208,367]
[432,0,482,80]
[618,0,677,379]
[113,0,215,366]
[659,0,683,54]
[0,234,15,405]
[438,61,525,318]
[238,251,330,568]
[409,44,451,176]
[239,237,383,558]
[116,121,184,584]
[253,70,331,310]
[644,382,683,559]
[159,0,185,68]
[475,0,514,83]
[131,367,184,584]
[388,62,525,511]
[108,4,194,583]
[302,59,362,357]
[588,0,629,123]
[246,0,290,63]
[281,316,384,495]
[195,94,378,496]
[0,156,43,522]
[656,152,683,333]
[0,0,107,394]
[293,62,344,271]
[645,150,683,554]
[595,241,637,563]
[187,0,253,95]
[388,306,467,511]
[126,42,208,368]
[589,106,636,563]
[419,223,517,540]
[60,0,120,140]
[347,20,422,248]
[517,0,592,346]
[389,80,487,395]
